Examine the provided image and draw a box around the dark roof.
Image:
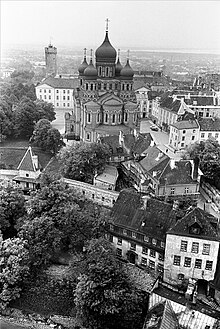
[145,300,178,329]
[0,147,52,170]
[167,207,220,241]
[110,189,175,240]
[198,117,220,132]
[160,97,182,113]
[38,76,79,89]
[139,146,170,179]
[185,96,214,106]
[171,120,199,130]
[159,160,195,186]
[18,147,36,171]
[101,133,153,157]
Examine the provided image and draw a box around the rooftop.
[37,76,79,89]
[198,117,220,132]
[94,165,118,185]
[171,119,199,130]
[159,160,196,186]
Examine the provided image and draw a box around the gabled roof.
[139,146,170,179]
[167,207,220,241]
[37,76,78,89]
[160,301,179,329]
[160,97,182,114]
[198,117,220,132]
[98,92,123,105]
[159,160,196,186]
[95,165,118,185]
[185,96,214,106]
[111,189,175,240]
[17,146,37,171]
[171,119,199,130]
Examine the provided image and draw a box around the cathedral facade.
[71,24,140,143]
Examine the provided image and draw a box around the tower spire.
[127,49,130,60]
[118,49,120,58]
[90,49,93,64]
[84,48,87,59]
[105,18,110,32]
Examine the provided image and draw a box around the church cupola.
[84,49,98,80]
[78,48,88,76]
[115,49,123,77]
[120,50,134,80]
[95,19,117,64]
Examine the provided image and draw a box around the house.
[35,75,78,109]
[93,165,118,191]
[100,130,153,164]
[107,189,176,274]
[0,146,52,191]
[198,117,220,144]
[164,207,220,298]
[134,86,150,118]
[122,145,202,201]
[168,117,199,151]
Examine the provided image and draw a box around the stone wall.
[63,178,119,208]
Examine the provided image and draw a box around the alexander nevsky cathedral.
[72,20,140,142]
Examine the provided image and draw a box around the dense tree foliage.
[18,178,106,268]
[58,142,111,183]
[10,70,35,84]
[74,238,147,329]
[185,139,220,186]
[0,82,55,139]
[0,184,26,239]
[0,235,29,310]
[30,119,64,154]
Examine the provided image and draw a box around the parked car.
[150,125,159,131]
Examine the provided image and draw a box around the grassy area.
[0,139,29,148]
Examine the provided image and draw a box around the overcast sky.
[1,1,220,53]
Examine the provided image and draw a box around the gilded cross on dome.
[84,48,87,57]
[127,49,130,60]
[106,18,110,31]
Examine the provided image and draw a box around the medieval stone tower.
[45,43,57,77]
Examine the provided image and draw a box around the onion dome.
[120,58,134,80]
[115,49,123,77]
[84,50,98,80]
[78,48,88,75]
[95,31,117,64]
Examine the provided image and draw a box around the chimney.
[192,157,199,180]
[133,128,138,139]
[150,140,154,147]
[170,159,176,170]
[119,131,124,146]
[141,195,150,209]
[173,200,179,210]
[32,155,38,170]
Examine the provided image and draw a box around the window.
[144,235,149,242]
[26,173,29,177]
[184,187,189,194]
[40,89,42,93]
[56,96,59,100]
[159,253,164,261]
[195,259,202,269]
[116,248,122,257]
[56,103,59,106]
[215,133,219,139]
[105,113,108,123]
[109,235,113,242]
[63,90,66,94]
[67,90,70,94]
[63,96,65,100]
[124,112,128,122]
[132,232,137,239]
[102,196,105,201]
[178,273,184,280]
[67,103,70,107]
[191,242,199,253]
[112,114,116,124]
[141,257,148,266]
[123,229,127,235]
[44,89,46,93]
[49,96,51,100]
[192,136,195,141]
[181,143,185,147]
[193,130,196,133]
[184,257,191,267]
[161,241,165,248]
[157,264,164,273]
[183,130,186,134]
[173,255,181,266]
[117,237,122,245]
[130,242,136,251]
[44,95,46,99]
[208,133,212,138]
[149,260,155,269]
[56,90,59,93]
[180,240,188,252]
[170,188,175,195]
[49,89,51,93]
[86,133,91,141]
[67,96,70,100]
[152,238,157,245]
[118,114,121,123]
[103,83,107,90]
[205,260,213,271]
[87,113,91,123]
[201,133,205,138]
[92,194,94,199]
[63,103,65,107]
[150,249,156,258]
[203,244,210,255]
[142,246,148,255]
[182,136,185,141]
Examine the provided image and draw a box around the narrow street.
[51,108,69,135]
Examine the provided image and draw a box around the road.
[51,108,70,134]
[0,320,29,329]
[140,119,183,160]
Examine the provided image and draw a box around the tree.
[30,119,65,154]
[74,238,147,329]
[0,235,29,310]
[184,139,220,182]
[35,100,56,122]
[0,184,26,238]
[59,142,111,183]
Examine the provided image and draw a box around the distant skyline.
[1,1,220,54]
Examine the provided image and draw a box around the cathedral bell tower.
[45,43,57,77]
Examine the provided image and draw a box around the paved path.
[51,108,69,134]
[0,320,30,329]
